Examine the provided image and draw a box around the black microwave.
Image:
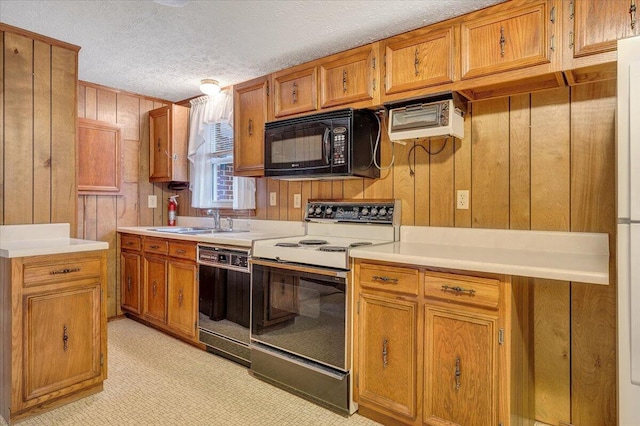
[264,108,380,180]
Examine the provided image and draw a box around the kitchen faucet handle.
[226,217,233,230]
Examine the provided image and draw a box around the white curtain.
[188,91,255,209]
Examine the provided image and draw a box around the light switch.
[293,193,302,209]
[148,195,158,209]
[269,192,277,207]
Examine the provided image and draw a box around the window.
[206,121,234,207]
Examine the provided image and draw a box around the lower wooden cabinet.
[119,233,198,343]
[353,260,533,426]
[0,250,107,424]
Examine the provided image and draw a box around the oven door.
[251,259,348,371]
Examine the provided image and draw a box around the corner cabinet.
[353,259,533,426]
[233,76,270,177]
[0,250,107,424]
[149,104,189,183]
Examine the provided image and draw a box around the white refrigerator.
[618,35,640,425]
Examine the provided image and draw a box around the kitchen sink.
[148,227,248,235]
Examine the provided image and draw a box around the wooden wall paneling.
[267,178,280,219]
[429,137,455,227]
[364,124,393,199]
[4,32,34,225]
[154,183,168,226]
[83,195,98,241]
[470,97,510,229]
[332,180,343,200]
[254,178,267,219]
[77,196,85,238]
[509,94,531,230]
[311,181,332,199]
[570,81,617,426]
[117,183,139,227]
[116,94,140,141]
[392,140,415,225]
[454,109,472,228]
[51,45,77,235]
[529,87,572,425]
[279,180,289,220]
[343,178,364,199]
[0,32,4,224]
[85,86,97,120]
[301,181,312,211]
[413,140,430,226]
[33,40,51,225]
[138,98,155,226]
[123,140,140,183]
[287,181,302,221]
[96,89,117,123]
[77,84,85,119]
[97,196,117,317]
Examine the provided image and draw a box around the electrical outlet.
[148,195,158,209]
[456,190,469,210]
[269,192,277,207]
[293,193,302,209]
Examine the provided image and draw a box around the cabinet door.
[77,118,122,194]
[149,106,171,181]
[167,259,197,338]
[383,25,457,97]
[461,1,550,79]
[320,44,378,109]
[273,66,318,118]
[234,76,269,176]
[357,293,417,420]
[144,255,167,323]
[23,285,102,403]
[424,305,498,426]
[121,251,141,314]
[569,0,637,58]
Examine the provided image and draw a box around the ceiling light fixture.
[199,79,220,96]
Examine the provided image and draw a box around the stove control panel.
[305,200,400,224]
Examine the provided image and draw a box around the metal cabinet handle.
[342,69,348,93]
[631,0,637,30]
[50,267,80,275]
[178,289,184,307]
[152,281,157,297]
[292,81,298,103]
[382,338,388,368]
[149,245,160,249]
[248,119,253,136]
[157,138,162,152]
[372,275,399,284]
[455,357,461,390]
[176,249,186,255]
[499,26,506,57]
[63,325,69,351]
[126,241,134,246]
[441,284,476,295]
[127,276,132,292]
[414,47,420,76]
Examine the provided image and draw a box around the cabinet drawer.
[23,257,102,286]
[143,238,168,255]
[359,263,419,296]
[169,241,196,261]
[121,234,141,251]
[424,271,499,309]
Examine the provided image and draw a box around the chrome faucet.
[226,217,233,231]
[206,208,220,230]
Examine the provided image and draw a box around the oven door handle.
[250,258,347,279]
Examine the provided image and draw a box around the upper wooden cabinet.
[319,43,380,109]
[382,24,458,101]
[78,118,122,194]
[233,76,269,177]
[149,104,189,183]
[273,65,318,118]
[563,0,638,83]
[460,0,553,80]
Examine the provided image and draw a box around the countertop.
[118,218,306,248]
[0,223,109,258]
[350,226,610,285]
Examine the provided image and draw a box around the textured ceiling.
[0,0,505,102]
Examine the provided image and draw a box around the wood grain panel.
[429,138,454,227]
[279,180,289,220]
[312,181,332,199]
[77,196,85,238]
[137,98,155,226]
[414,141,430,226]
[33,40,51,224]
[96,89,116,124]
[393,140,414,225]
[123,140,140,183]
[116,94,140,141]
[509,94,530,230]
[4,32,34,224]
[0,32,4,224]
[77,84,85,119]
[287,181,302,222]
[267,178,280,219]
[332,181,343,200]
[254,177,267,219]
[531,88,570,232]
[343,178,365,199]
[570,81,617,426]
[51,45,77,235]
[364,127,393,199]
[84,86,97,120]
[454,108,472,228]
[471,97,510,229]
[83,196,97,241]
[117,182,139,227]
[96,196,117,317]
[301,181,312,211]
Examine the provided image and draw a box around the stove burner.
[350,241,374,247]
[275,242,300,248]
[318,246,347,252]
[298,239,329,246]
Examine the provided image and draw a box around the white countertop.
[0,223,109,258]
[350,226,610,285]
[118,218,306,248]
